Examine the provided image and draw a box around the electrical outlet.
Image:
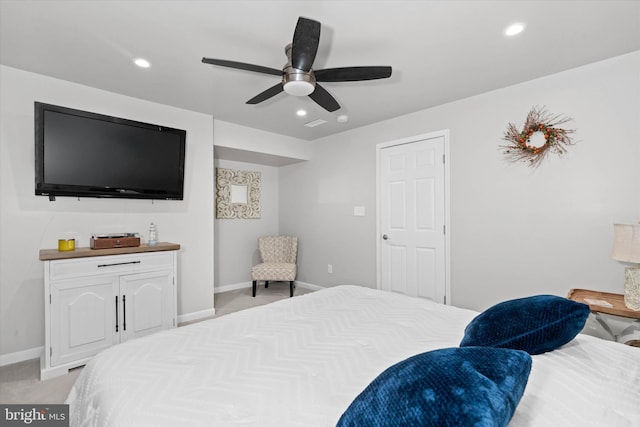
[328,264,333,274]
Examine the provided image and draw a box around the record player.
[90,233,141,249]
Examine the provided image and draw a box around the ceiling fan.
[201,17,392,112]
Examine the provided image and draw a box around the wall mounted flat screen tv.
[35,102,186,200]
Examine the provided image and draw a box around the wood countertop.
[39,242,180,261]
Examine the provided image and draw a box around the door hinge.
[49,294,51,304]
[442,154,445,164]
[50,347,52,357]
[443,225,446,234]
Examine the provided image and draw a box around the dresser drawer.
[48,252,173,281]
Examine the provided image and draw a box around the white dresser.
[39,242,180,380]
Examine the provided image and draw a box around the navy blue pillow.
[337,347,531,427]
[460,295,590,355]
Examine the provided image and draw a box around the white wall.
[214,120,311,163]
[279,136,377,288]
[0,66,215,359]
[213,158,279,290]
[280,51,640,311]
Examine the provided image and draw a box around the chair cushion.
[337,346,532,427]
[251,262,296,281]
[460,295,590,355]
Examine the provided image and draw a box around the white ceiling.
[1,0,639,141]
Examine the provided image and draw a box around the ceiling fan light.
[283,65,316,96]
[284,80,315,96]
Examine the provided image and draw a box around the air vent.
[304,119,327,128]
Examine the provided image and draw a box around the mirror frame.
[215,167,261,219]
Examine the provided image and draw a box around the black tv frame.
[34,102,186,201]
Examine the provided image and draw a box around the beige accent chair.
[251,235,298,297]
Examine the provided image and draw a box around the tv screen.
[35,102,186,200]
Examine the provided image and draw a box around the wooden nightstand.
[568,289,640,347]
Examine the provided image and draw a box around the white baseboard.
[214,281,325,294]
[0,346,43,367]
[294,281,325,292]
[177,307,216,324]
[214,281,252,293]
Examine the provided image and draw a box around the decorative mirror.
[216,168,261,219]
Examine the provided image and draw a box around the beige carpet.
[0,283,313,404]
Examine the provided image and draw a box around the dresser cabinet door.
[119,270,174,342]
[50,276,119,366]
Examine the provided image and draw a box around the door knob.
[382,234,389,240]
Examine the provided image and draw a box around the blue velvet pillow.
[460,295,590,355]
[337,347,531,427]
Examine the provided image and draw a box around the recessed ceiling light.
[134,58,151,68]
[296,109,307,117]
[505,23,525,36]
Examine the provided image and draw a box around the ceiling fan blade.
[246,83,284,104]
[308,83,340,112]
[315,66,392,82]
[291,17,320,72]
[202,58,282,76]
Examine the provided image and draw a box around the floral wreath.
[502,106,575,168]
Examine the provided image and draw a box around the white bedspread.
[67,285,640,427]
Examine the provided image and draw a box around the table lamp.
[612,223,640,311]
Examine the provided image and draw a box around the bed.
[67,285,640,426]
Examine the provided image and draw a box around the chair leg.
[252,280,257,297]
[265,281,269,289]
[290,281,295,297]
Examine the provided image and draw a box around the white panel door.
[119,270,174,342]
[379,135,446,302]
[50,276,119,366]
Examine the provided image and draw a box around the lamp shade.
[612,224,640,263]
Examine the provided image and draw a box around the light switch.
[353,206,365,216]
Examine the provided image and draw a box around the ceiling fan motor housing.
[283,65,316,96]
[283,43,315,96]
